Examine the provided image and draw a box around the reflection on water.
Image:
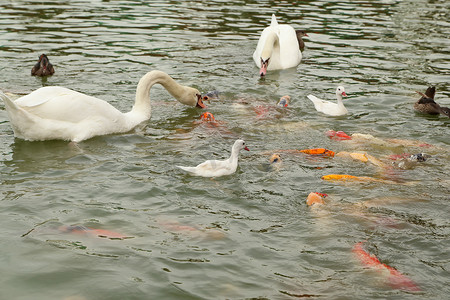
[0,0,449,299]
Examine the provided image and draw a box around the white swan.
[253,14,302,76]
[1,70,206,142]
[177,139,249,177]
[307,86,348,116]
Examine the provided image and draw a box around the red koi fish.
[352,242,420,292]
[326,130,352,140]
[59,225,129,239]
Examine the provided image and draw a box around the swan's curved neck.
[261,31,279,60]
[132,70,186,117]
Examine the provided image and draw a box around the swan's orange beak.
[196,95,207,108]
[244,146,250,151]
[342,92,348,97]
[260,58,269,76]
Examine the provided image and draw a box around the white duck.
[0,70,206,142]
[253,14,302,76]
[178,139,249,177]
[307,86,348,116]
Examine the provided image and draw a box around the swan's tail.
[177,166,196,173]
[307,95,325,112]
[0,91,16,110]
[270,14,278,27]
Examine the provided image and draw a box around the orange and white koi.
[352,242,420,292]
[306,192,328,206]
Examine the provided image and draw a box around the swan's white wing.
[277,24,302,69]
[178,159,232,177]
[14,86,124,123]
[307,95,347,116]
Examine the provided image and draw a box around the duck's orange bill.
[300,148,335,157]
[306,192,327,206]
[352,242,420,292]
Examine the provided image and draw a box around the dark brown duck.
[414,87,450,117]
[295,30,308,52]
[31,54,55,76]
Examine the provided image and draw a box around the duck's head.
[336,86,347,97]
[31,54,55,76]
[234,139,250,152]
[295,30,309,38]
[439,106,450,117]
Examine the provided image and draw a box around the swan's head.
[336,86,347,97]
[234,139,250,152]
[181,87,206,108]
[259,57,270,76]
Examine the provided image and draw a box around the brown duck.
[31,54,55,76]
[295,30,309,52]
[414,87,450,117]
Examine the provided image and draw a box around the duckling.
[295,30,309,52]
[414,87,450,117]
[31,54,55,76]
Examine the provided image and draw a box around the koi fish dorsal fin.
[270,14,278,26]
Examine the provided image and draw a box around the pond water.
[0,0,449,299]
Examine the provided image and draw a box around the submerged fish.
[352,242,420,292]
[326,130,352,140]
[58,225,129,239]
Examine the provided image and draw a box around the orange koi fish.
[300,148,335,157]
[200,112,216,123]
[352,242,420,292]
[321,174,399,184]
[59,225,129,239]
[306,192,328,206]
